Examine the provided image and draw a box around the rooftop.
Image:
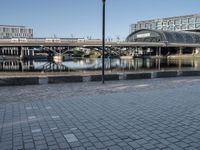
[135,13,200,24]
[0,25,32,28]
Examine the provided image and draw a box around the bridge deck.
[0,39,200,47]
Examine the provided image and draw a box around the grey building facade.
[130,14,200,33]
[0,25,33,39]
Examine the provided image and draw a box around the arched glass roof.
[126,29,200,44]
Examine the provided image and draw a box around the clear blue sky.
[1,0,200,39]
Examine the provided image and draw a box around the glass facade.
[126,29,200,44]
[130,14,200,33]
[0,25,33,39]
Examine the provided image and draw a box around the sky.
[1,0,200,40]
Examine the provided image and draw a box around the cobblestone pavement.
[1,77,200,150]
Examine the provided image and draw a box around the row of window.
[132,23,200,31]
[132,17,200,29]
[0,33,33,38]
[0,27,33,34]
[134,22,200,29]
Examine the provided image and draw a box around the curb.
[1,70,200,86]
[179,71,200,77]
[90,74,119,82]
[126,73,152,80]
[0,77,39,86]
[155,71,178,78]
[48,76,83,84]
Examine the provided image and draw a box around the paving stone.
[82,142,93,147]
[69,142,82,148]
[1,77,200,150]
[108,145,122,150]
[31,129,41,133]
[175,141,190,148]
[142,143,156,149]
[128,141,141,149]
[93,142,105,149]
[64,134,79,143]
[28,116,36,120]
[72,147,86,150]
[51,115,60,119]
[102,141,115,147]
[86,147,98,150]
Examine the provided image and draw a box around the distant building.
[130,14,200,33]
[0,25,33,39]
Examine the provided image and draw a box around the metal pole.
[102,0,106,84]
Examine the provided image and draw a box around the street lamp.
[102,0,106,84]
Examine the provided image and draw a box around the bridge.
[0,35,200,59]
[0,38,200,47]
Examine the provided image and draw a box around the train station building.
[127,14,200,57]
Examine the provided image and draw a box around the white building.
[0,25,33,39]
[130,14,200,33]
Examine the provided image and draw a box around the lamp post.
[102,0,106,84]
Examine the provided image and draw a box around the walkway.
[0,77,200,150]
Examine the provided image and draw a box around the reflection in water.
[1,58,200,72]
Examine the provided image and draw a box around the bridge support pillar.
[16,49,18,56]
[178,59,182,69]
[19,47,24,59]
[18,48,20,56]
[159,47,161,56]
[27,49,30,57]
[2,48,4,55]
[178,47,183,55]
[194,48,200,55]
[156,47,159,56]
[11,49,14,55]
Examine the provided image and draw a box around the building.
[130,14,200,33]
[0,25,33,39]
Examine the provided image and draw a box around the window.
[188,18,195,23]
[140,23,145,29]
[168,26,174,31]
[156,26,162,30]
[168,20,174,25]
[175,25,181,30]
[151,22,156,29]
[174,19,181,25]
[156,21,162,26]
[162,21,168,26]
[196,17,200,23]
[163,27,167,30]
[188,24,195,29]
[181,25,187,30]
[196,23,200,29]
[182,18,188,24]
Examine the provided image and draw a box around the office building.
[130,14,200,33]
[0,25,33,39]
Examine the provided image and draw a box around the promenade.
[0,77,200,150]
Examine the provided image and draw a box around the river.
[0,58,200,72]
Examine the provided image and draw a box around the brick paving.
[1,77,200,150]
